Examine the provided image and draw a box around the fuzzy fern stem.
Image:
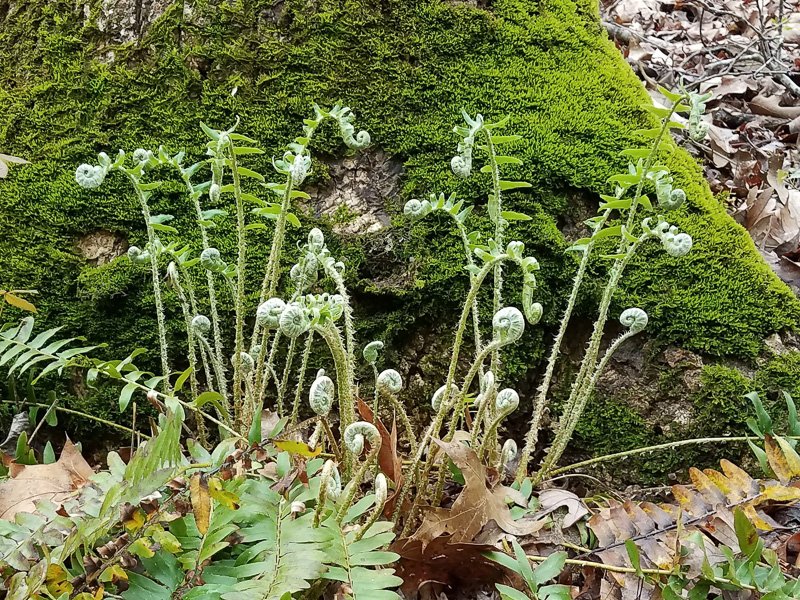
[129,179,171,391]
[289,331,315,426]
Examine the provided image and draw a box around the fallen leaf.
[0,439,95,520]
[412,438,546,547]
[750,95,800,120]
[273,439,321,458]
[357,398,402,483]
[389,535,510,596]
[537,488,590,528]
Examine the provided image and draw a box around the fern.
[217,478,331,600]
[322,495,402,600]
[0,316,98,381]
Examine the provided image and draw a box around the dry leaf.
[536,488,590,529]
[356,398,402,484]
[190,473,210,535]
[412,438,546,547]
[389,535,509,596]
[0,439,94,520]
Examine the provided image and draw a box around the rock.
[305,149,402,236]
[95,0,173,44]
[76,230,128,267]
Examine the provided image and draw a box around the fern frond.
[216,479,331,600]
[322,501,401,600]
[0,316,97,381]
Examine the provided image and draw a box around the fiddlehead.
[256,298,286,329]
[200,247,227,273]
[499,439,518,473]
[450,110,483,178]
[127,246,151,265]
[492,306,525,345]
[354,473,388,542]
[363,341,384,365]
[232,351,255,375]
[191,315,211,335]
[310,373,335,416]
[479,388,519,460]
[279,304,311,338]
[343,421,380,456]
[403,198,433,222]
[377,369,402,395]
[619,307,648,334]
[330,106,371,150]
[75,163,107,189]
[338,422,382,522]
[313,460,341,527]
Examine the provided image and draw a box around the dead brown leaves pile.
[0,439,94,520]
[411,439,545,546]
[604,0,800,289]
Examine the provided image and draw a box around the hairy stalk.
[178,165,227,400]
[170,268,201,405]
[129,178,171,390]
[258,330,282,403]
[455,219,484,374]
[175,260,218,394]
[320,418,342,462]
[525,103,677,482]
[325,265,357,395]
[484,134,505,373]
[384,391,417,454]
[470,387,497,445]
[197,334,230,419]
[478,413,507,461]
[227,143,248,433]
[290,331,315,426]
[315,323,355,474]
[336,444,380,524]
[534,235,645,483]
[260,175,294,302]
[3,400,147,438]
[276,336,298,419]
[516,211,610,482]
[371,364,380,425]
[313,461,336,528]
[394,256,506,530]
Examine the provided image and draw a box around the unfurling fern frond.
[322,495,402,600]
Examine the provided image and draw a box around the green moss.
[0,0,798,448]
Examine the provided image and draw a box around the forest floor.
[602,0,800,290]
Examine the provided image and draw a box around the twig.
[0,400,149,438]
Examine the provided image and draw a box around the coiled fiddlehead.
[363,341,384,365]
[256,298,286,328]
[354,473,388,542]
[279,304,310,338]
[495,388,519,417]
[662,227,693,257]
[499,439,518,473]
[309,374,335,416]
[432,383,459,412]
[619,307,648,333]
[307,228,325,253]
[403,198,433,222]
[377,369,402,394]
[313,460,341,527]
[200,248,226,273]
[492,306,525,345]
[232,351,255,375]
[688,90,712,141]
[332,107,371,150]
[338,422,382,523]
[343,421,380,456]
[191,315,211,335]
[450,110,483,179]
[127,246,151,265]
[75,164,107,189]
[479,388,519,461]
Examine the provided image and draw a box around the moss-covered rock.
[1,0,798,475]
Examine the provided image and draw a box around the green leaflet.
[322,518,401,600]
[220,479,331,600]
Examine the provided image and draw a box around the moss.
[0,0,798,451]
